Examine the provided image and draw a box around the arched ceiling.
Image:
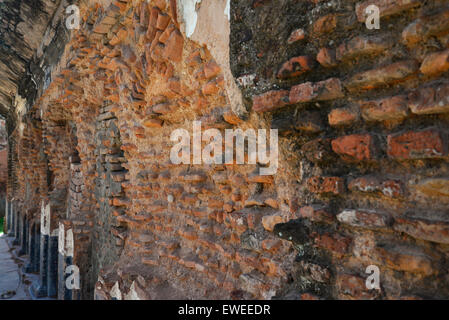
[0,0,62,117]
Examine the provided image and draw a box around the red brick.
[299,205,334,223]
[381,180,403,198]
[313,14,338,34]
[394,215,449,244]
[163,29,183,62]
[413,178,449,198]
[300,293,320,300]
[289,78,344,104]
[345,60,419,91]
[360,95,409,121]
[313,232,351,257]
[331,134,375,162]
[262,214,287,232]
[355,0,421,22]
[307,176,345,195]
[420,49,449,76]
[156,13,170,30]
[247,174,274,184]
[337,209,392,229]
[408,83,449,115]
[402,10,449,46]
[348,176,381,193]
[287,28,305,44]
[336,36,391,61]
[337,274,379,300]
[261,239,282,253]
[328,108,358,126]
[203,61,221,79]
[252,90,289,113]
[374,244,435,275]
[202,79,220,95]
[142,118,163,128]
[387,129,447,160]
[316,48,337,68]
[277,56,315,79]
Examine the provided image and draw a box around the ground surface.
[0,235,31,299]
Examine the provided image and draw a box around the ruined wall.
[3,0,449,300]
[0,119,6,219]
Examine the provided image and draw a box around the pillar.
[25,224,40,273]
[32,202,50,297]
[5,200,9,234]
[47,229,59,297]
[13,204,20,245]
[18,215,28,256]
[58,223,76,300]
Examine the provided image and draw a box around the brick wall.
[5,0,449,300]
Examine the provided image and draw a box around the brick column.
[58,221,76,300]
[25,223,40,273]
[13,204,20,245]
[18,215,28,256]
[4,200,8,234]
[32,201,50,297]
[48,228,59,297]
[8,201,14,236]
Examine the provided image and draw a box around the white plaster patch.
[58,223,65,255]
[41,202,50,236]
[337,209,358,225]
[224,0,230,20]
[110,281,122,300]
[237,74,256,88]
[66,229,74,257]
[124,281,141,300]
[179,0,202,38]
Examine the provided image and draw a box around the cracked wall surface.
[2,0,449,300]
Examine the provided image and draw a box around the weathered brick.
[413,178,449,198]
[299,205,334,223]
[331,134,375,162]
[301,138,333,163]
[360,95,409,121]
[420,49,449,76]
[336,274,379,300]
[287,28,305,44]
[345,60,419,91]
[374,244,435,275]
[387,129,447,160]
[328,108,358,126]
[336,36,391,61]
[313,232,351,257]
[252,90,290,113]
[408,83,449,115]
[142,118,163,128]
[316,48,337,68]
[307,176,345,195]
[313,14,338,34]
[402,10,449,46]
[262,214,287,232]
[163,29,183,62]
[277,56,315,79]
[337,209,392,229]
[356,0,421,22]
[289,78,344,104]
[394,215,449,244]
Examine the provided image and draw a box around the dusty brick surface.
[3,0,449,301]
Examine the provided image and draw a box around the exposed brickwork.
[2,0,449,301]
[233,0,449,300]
